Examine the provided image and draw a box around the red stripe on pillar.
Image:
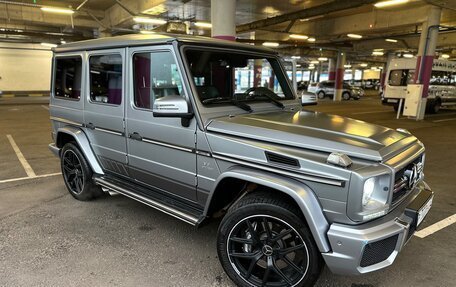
[420,55,435,98]
[334,68,344,89]
[213,35,236,41]
[328,71,336,81]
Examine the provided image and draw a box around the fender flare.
[206,166,330,252]
[56,126,104,175]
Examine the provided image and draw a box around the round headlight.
[362,177,376,206]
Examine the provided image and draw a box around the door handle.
[129,132,143,141]
[85,122,95,130]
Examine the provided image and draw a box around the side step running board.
[94,176,202,226]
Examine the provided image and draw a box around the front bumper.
[322,181,433,275]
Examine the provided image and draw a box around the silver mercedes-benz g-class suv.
[49,34,433,287]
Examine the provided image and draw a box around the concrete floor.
[0,95,455,287]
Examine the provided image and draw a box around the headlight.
[360,176,391,221]
[362,177,376,206]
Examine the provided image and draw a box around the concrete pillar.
[414,6,441,93]
[334,51,346,101]
[291,60,297,92]
[328,58,336,81]
[316,64,322,82]
[211,0,236,41]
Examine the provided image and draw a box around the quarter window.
[388,69,415,86]
[54,57,82,100]
[133,51,183,110]
[89,54,123,105]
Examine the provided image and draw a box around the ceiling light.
[289,34,308,40]
[385,38,398,43]
[262,42,279,47]
[308,66,315,70]
[194,22,212,28]
[347,33,363,39]
[41,42,57,48]
[374,0,409,8]
[318,57,328,61]
[291,56,301,59]
[296,64,302,67]
[403,53,414,58]
[344,64,352,68]
[60,40,66,44]
[441,54,450,59]
[133,17,167,25]
[307,37,316,42]
[372,51,384,56]
[310,60,319,64]
[142,4,168,15]
[360,63,368,67]
[299,15,324,22]
[41,7,75,14]
[140,30,156,34]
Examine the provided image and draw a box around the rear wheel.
[61,142,101,201]
[428,99,441,114]
[342,92,351,100]
[217,192,322,287]
[317,91,325,99]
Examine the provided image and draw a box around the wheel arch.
[56,126,104,175]
[205,166,331,252]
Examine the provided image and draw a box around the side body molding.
[206,166,331,252]
[56,126,105,175]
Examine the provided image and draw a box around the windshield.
[184,48,294,108]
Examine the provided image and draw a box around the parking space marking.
[433,118,456,123]
[415,214,456,238]
[0,172,61,184]
[351,110,391,115]
[41,105,49,110]
[6,134,36,177]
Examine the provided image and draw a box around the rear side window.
[89,54,123,105]
[133,51,183,110]
[54,57,82,100]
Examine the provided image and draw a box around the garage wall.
[0,43,53,94]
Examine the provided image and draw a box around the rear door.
[125,45,198,202]
[83,49,128,176]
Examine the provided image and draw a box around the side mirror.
[301,93,317,106]
[153,95,193,126]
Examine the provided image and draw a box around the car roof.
[54,33,277,55]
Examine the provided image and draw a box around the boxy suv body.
[49,34,433,287]
[316,80,364,100]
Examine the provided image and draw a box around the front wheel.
[317,91,325,99]
[217,193,322,287]
[342,92,351,100]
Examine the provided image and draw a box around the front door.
[83,49,128,176]
[125,46,197,202]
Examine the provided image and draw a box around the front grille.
[392,154,424,204]
[360,234,399,267]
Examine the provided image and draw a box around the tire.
[317,91,325,99]
[429,99,441,114]
[217,192,322,287]
[342,92,351,101]
[61,142,101,201]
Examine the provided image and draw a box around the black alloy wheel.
[227,215,309,287]
[62,148,85,195]
[217,192,322,287]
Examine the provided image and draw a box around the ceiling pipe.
[236,0,378,33]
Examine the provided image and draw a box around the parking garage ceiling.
[0,0,455,64]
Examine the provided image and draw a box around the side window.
[89,54,123,105]
[54,57,82,100]
[133,51,183,110]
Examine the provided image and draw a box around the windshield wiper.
[202,97,252,112]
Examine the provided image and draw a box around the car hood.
[206,110,418,161]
